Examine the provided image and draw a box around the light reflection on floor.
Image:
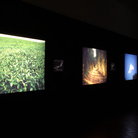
[122,113,138,138]
[71,111,138,138]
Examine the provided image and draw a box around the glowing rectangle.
[124,53,137,80]
[0,33,45,94]
[82,47,107,85]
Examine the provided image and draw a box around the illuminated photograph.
[124,53,137,80]
[82,48,107,85]
[0,33,45,94]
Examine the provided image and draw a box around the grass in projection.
[82,48,107,85]
[0,34,45,94]
[125,53,137,80]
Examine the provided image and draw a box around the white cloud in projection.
[128,64,134,74]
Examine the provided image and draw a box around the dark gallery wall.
[0,0,138,136]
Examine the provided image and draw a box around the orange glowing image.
[82,48,107,85]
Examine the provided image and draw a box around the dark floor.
[71,110,138,138]
[46,95,138,138]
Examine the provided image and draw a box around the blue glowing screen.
[125,53,137,80]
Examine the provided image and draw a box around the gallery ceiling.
[115,0,138,13]
[20,0,138,15]
[18,0,138,40]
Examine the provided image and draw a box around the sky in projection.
[125,53,137,80]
